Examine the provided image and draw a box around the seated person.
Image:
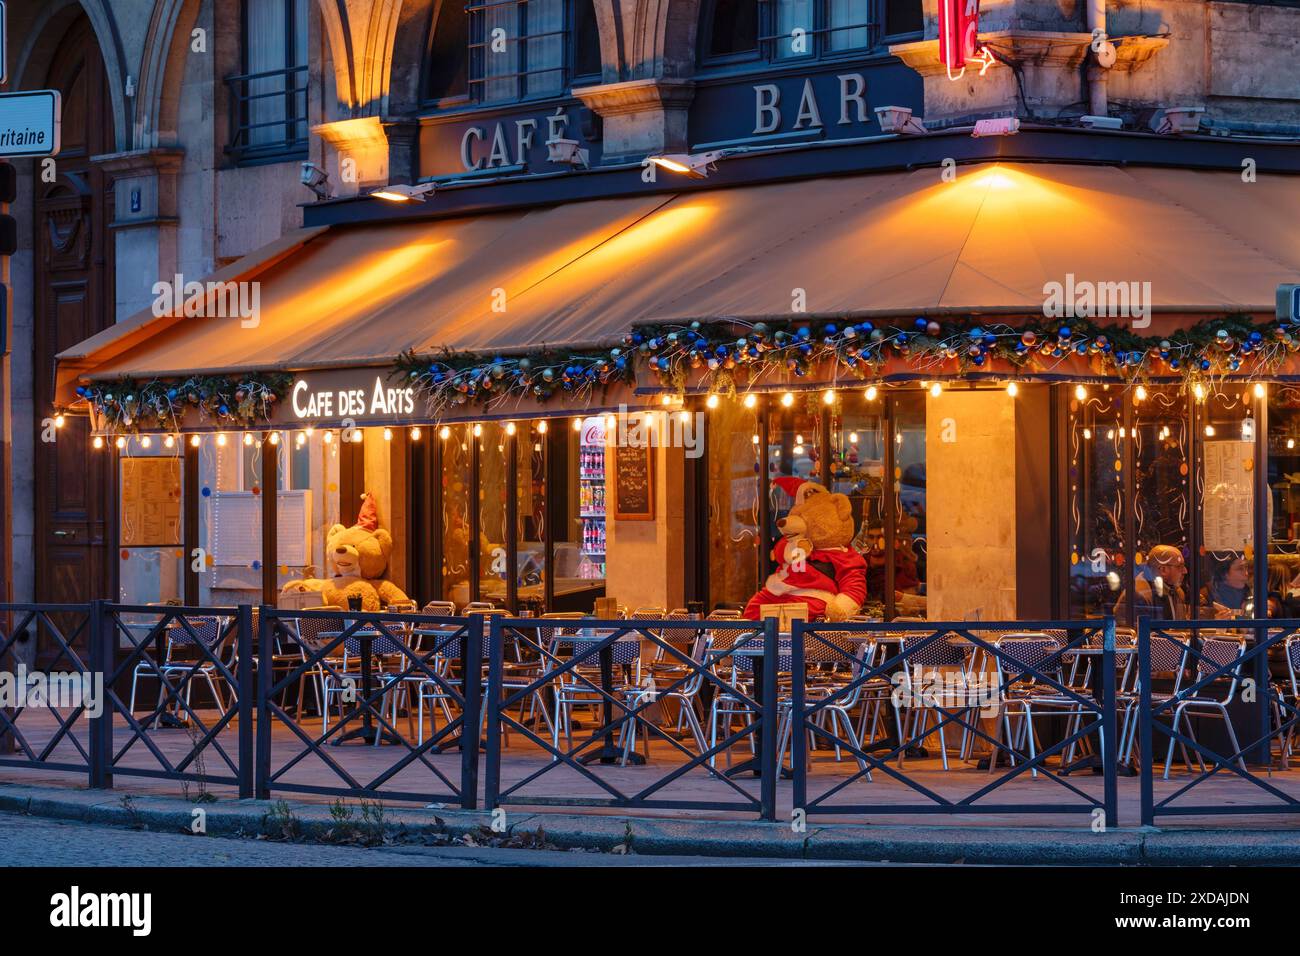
[1200,555,1251,620]
[1113,544,1188,620]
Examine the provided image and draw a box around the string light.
[1083,428,1092,440]
[470,423,481,437]
[1289,439,1296,450]
[439,425,451,440]
[793,444,804,455]
[268,431,280,445]
[1205,424,1215,437]
[605,414,616,431]
[537,420,548,434]
[1254,382,1266,399]
[865,386,878,401]
[304,426,315,437]
[505,422,516,436]
[929,382,942,398]
[660,395,672,406]
[1135,385,1147,402]
[140,435,152,449]
[410,427,422,441]
[743,393,757,409]
[822,388,835,405]
[115,436,126,450]
[679,410,691,424]
[296,432,306,447]
[54,414,65,428]
[216,432,227,447]
[706,394,719,409]
[1074,384,1088,401]
[1193,383,1205,401]
[1005,382,1018,397]
[572,417,582,431]
[322,430,333,444]
[190,434,201,448]
[752,434,760,444]
[164,435,176,448]
[243,433,254,446]
[849,432,859,443]
[781,392,794,407]
[93,436,104,449]
[383,427,393,441]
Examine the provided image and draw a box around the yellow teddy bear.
[282,493,410,611]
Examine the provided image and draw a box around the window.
[427,0,470,101]
[228,0,309,162]
[698,0,921,65]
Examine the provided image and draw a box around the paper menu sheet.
[120,458,182,547]
[1202,439,1254,552]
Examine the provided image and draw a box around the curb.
[2,782,1299,864]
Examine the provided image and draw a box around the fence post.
[254,606,273,800]
[88,600,110,789]
[483,615,503,811]
[236,605,254,799]
[1138,618,1154,826]
[460,615,483,810]
[759,616,779,822]
[790,621,807,818]
[1101,615,1118,828]
[0,608,14,756]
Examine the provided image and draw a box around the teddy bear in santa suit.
[743,477,867,622]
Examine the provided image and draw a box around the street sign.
[1279,284,1300,324]
[0,89,60,158]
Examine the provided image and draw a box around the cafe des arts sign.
[291,373,415,422]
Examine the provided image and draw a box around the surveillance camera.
[300,162,331,200]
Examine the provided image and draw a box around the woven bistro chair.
[128,614,235,723]
[987,633,1068,777]
[1279,635,1300,769]
[894,628,977,770]
[774,631,873,774]
[421,601,457,616]
[1159,634,1248,779]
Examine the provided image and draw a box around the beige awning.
[57,161,1300,404]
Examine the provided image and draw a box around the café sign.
[291,373,414,422]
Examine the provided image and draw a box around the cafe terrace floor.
[5,709,1300,830]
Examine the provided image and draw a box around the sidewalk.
[3,782,1299,865]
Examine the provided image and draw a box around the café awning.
[57,161,1300,404]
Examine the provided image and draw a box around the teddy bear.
[280,493,410,611]
[743,477,867,622]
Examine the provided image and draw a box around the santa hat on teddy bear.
[772,476,823,507]
[355,492,379,532]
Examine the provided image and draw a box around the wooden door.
[33,15,116,649]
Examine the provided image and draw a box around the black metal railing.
[1139,618,1300,823]
[792,619,1120,824]
[0,604,96,776]
[257,608,482,807]
[486,616,779,817]
[10,601,1300,827]
[225,64,308,162]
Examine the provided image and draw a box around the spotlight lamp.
[369,182,436,203]
[547,139,590,168]
[647,150,727,179]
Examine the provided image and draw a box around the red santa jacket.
[743,538,868,621]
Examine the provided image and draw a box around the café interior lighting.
[646,150,726,179]
[472,423,482,437]
[323,430,333,444]
[216,432,227,447]
[296,432,307,447]
[1254,382,1266,399]
[1135,385,1147,402]
[369,182,436,203]
[1193,383,1205,401]
[505,422,516,436]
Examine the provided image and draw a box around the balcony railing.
[225,64,309,164]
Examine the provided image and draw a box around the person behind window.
[1114,544,1188,620]
[1201,554,1250,620]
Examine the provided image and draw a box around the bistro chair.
[621,630,713,764]
[1159,634,1248,779]
[986,633,1068,777]
[774,632,873,774]
[1278,635,1300,769]
[706,623,783,769]
[128,614,236,724]
[894,628,976,771]
[421,601,457,616]
[549,628,642,761]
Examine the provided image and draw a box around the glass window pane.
[884,0,922,35]
[707,401,760,610]
[427,0,470,99]
[573,0,602,77]
[573,416,607,596]
[1133,386,1191,620]
[1067,390,1127,619]
[1268,388,1300,617]
[442,425,473,606]
[774,0,814,59]
[831,402,885,618]
[478,423,510,606]
[892,392,926,618]
[705,0,759,58]
[1200,389,1257,619]
[516,422,549,612]
[481,0,519,102]
[118,443,184,604]
[525,0,565,97]
[827,0,870,52]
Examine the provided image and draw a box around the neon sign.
[937,0,995,79]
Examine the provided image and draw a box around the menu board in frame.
[612,443,654,521]
[120,457,182,547]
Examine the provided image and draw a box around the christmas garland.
[75,315,1300,431]
[395,346,636,415]
[78,373,292,433]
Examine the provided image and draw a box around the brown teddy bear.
[743,478,867,622]
[280,493,410,611]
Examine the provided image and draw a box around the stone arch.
[12,0,131,151]
[626,0,702,80]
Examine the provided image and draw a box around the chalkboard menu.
[612,444,654,520]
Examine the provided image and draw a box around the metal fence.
[7,603,1300,826]
[792,619,1119,824]
[1139,618,1300,824]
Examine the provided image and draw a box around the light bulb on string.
[243,433,254,446]
[1135,385,1147,402]
[781,392,794,407]
[537,420,548,434]
[296,432,306,447]
[505,422,516,436]
[115,436,126,450]
[439,425,451,440]
[472,423,482,437]
[572,417,582,431]
[822,389,835,405]
[383,427,393,441]
[929,382,943,398]
[1254,382,1266,399]
[322,430,333,444]
[865,386,878,401]
[190,434,201,448]
[93,436,104,449]
[706,394,719,409]
[164,435,176,449]
[268,431,280,445]
[1074,384,1088,401]
[410,427,422,441]
[216,432,227,447]
[1193,383,1205,401]
[1005,382,1018,397]
[54,414,65,428]
[140,435,152,449]
[743,394,757,409]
